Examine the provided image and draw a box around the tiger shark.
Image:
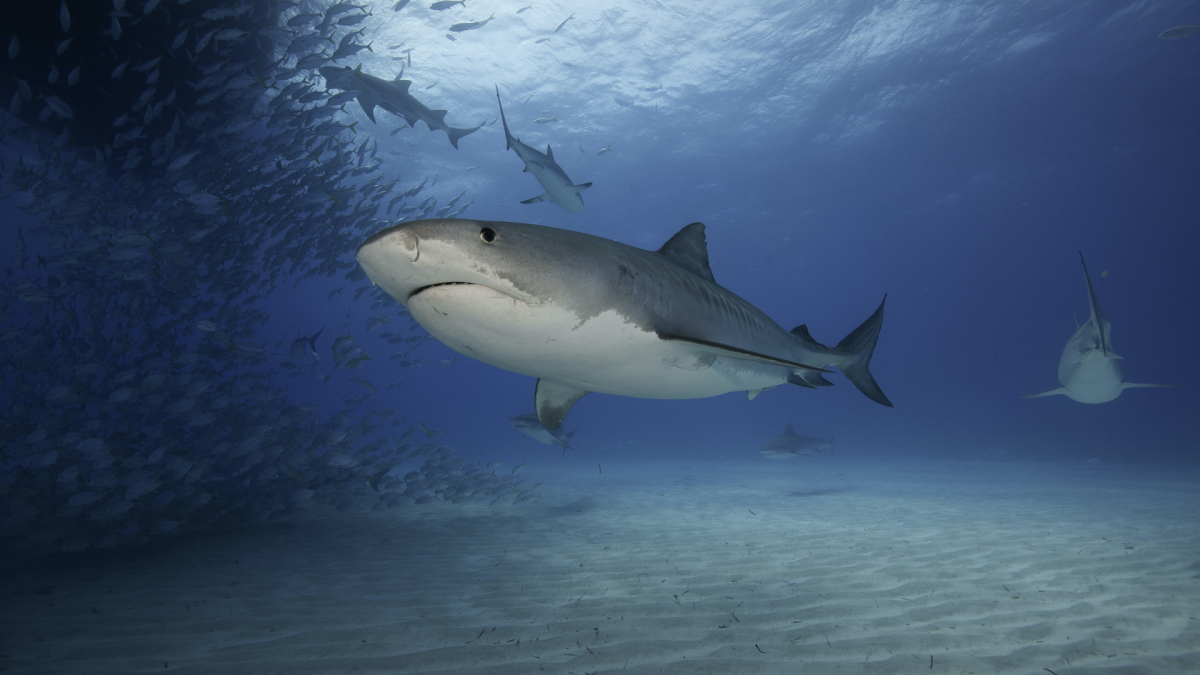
[355,218,891,430]
[319,65,481,148]
[495,86,592,213]
[1025,253,1173,403]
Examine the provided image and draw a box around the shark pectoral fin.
[535,379,589,431]
[521,192,551,204]
[1023,388,1068,398]
[573,182,593,193]
[357,98,378,123]
[1120,382,1177,390]
[656,332,830,373]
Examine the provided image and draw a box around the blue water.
[1,0,1199,576]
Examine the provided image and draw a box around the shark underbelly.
[408,284,788,399]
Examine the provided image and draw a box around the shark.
[510,413,576,453]
[1025,253,1173,403]
[355,218,892,430]
[759,423,833,459]
[495,86,592,213]
[319,65,481,148]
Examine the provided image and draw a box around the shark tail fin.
[495,84,514,150]
[1023,388,1067,398]
[1079,252,1110,355]
[834,294,892,407]
[446,122,482,149]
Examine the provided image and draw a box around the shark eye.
[479,227,497,244]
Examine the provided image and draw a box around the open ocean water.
[1,0,1198,673]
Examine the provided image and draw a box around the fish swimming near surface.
[449,13,494,32]
[495,86,592,212]
[1025,253,1173,403]
[356,219,891,430]
[430,0,465,9]
[510,413,576,453]
[320,65,481,148]
[759,423,833,459]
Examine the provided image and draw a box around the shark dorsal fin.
[656,222,715,282]
[394,78,411,92]
[546,144,554,159]
[790,324,827,347]
[784,423,796,436]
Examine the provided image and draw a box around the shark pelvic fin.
[656,222,715,282]
[535,379,589,431]
[521,192,551,204]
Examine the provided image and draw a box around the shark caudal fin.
[446,121,483,149]
[834,295,893,407]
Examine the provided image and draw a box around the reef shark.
[356,218,892,430]
[495,86,592,213]
[759,423,833,459]
[320,65,481,148]
[510,413,576,453]
[1025,253,1172,403]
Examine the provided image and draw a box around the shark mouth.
[408,281,475,301]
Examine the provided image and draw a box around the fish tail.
[833,295,892,407]
[446,122,482,150]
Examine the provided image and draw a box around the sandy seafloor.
[1,459,1198,674]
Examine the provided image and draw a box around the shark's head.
[355,219,538,309]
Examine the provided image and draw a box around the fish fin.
[520,192,550,204]
[747,388,764,400]
[546,144,554,159]
[655,222,715,282]
[784,423,796,436]
[1022,388,1068,398]
[445,121,481,149]
[535,379,588,431]
[572,181,592,193]
[357,96,378,123]
[834,294,892,407]
[1120,382,1177,390]
[428,108,448,124]
[1079,252,1110,356]
[790,324,828,348]
[788,371,833,388]
[656,332,830,373]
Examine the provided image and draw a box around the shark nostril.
[480,227,496,244]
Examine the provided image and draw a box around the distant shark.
[510,413,576,453]
[320,65,481,148]
[356,218,891,430]
[495,86,592,213]
[759,423,833,459]
[1025,253,1173,403]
